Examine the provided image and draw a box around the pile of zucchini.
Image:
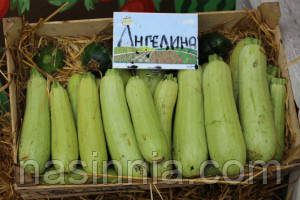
[18,37,286,183]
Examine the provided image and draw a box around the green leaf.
[174,0,184,12]
[17,0,24,14]
[118,0,126,8]
[152,0,162,11]
[175,0,203,13]
[48,0,64,6]
[84,0,97,11]
[10,0,17,11]
[203,0,222,11]
[222,0,235,11]
[16,0,30,15]
[48,0,78,12]
[188,0,198,12]
[24,0,30,11]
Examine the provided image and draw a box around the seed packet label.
[113,12,198,70]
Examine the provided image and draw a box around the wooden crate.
[3,2,300,199]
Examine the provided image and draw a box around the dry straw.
[32,181,290,200]
[1,3,300,200]
[0,51,22,199]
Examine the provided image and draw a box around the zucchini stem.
[208,54,223,62]
[164,74,177,82]
[243,37,261,46]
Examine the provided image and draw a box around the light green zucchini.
[230,39,246,103]
[19,69,50,174]
[126,76,169,163]
[150,74,178,178]
[77,72,108,174]
[230,37,260,103]
[100,69,145,177]
[67,73,82,122]
[41,167,89,185]
[154,74,178,146]
[203,55,246,176]
[270,78,286,161]
[204,164,221,177]
[50,82,79,172]
[239,39,277,162]
[173,68,208,177]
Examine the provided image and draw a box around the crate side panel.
[198,10,247,32]
[17,183,191,199]
[274,26,300,164]
[3,17,23,164]
[35,18,112,37]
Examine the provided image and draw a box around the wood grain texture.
[35,18,112,37]
[2,17,23,165]
[16,183,192,199]
[274,26,300,149]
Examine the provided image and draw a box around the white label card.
[113,12,198,70]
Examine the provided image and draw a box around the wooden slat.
[198,10,247,31]
[17,183,192,199]
[258,2,280,29]
[35,18,112,37]
[2,17,22,46]
[2,17,23,164]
